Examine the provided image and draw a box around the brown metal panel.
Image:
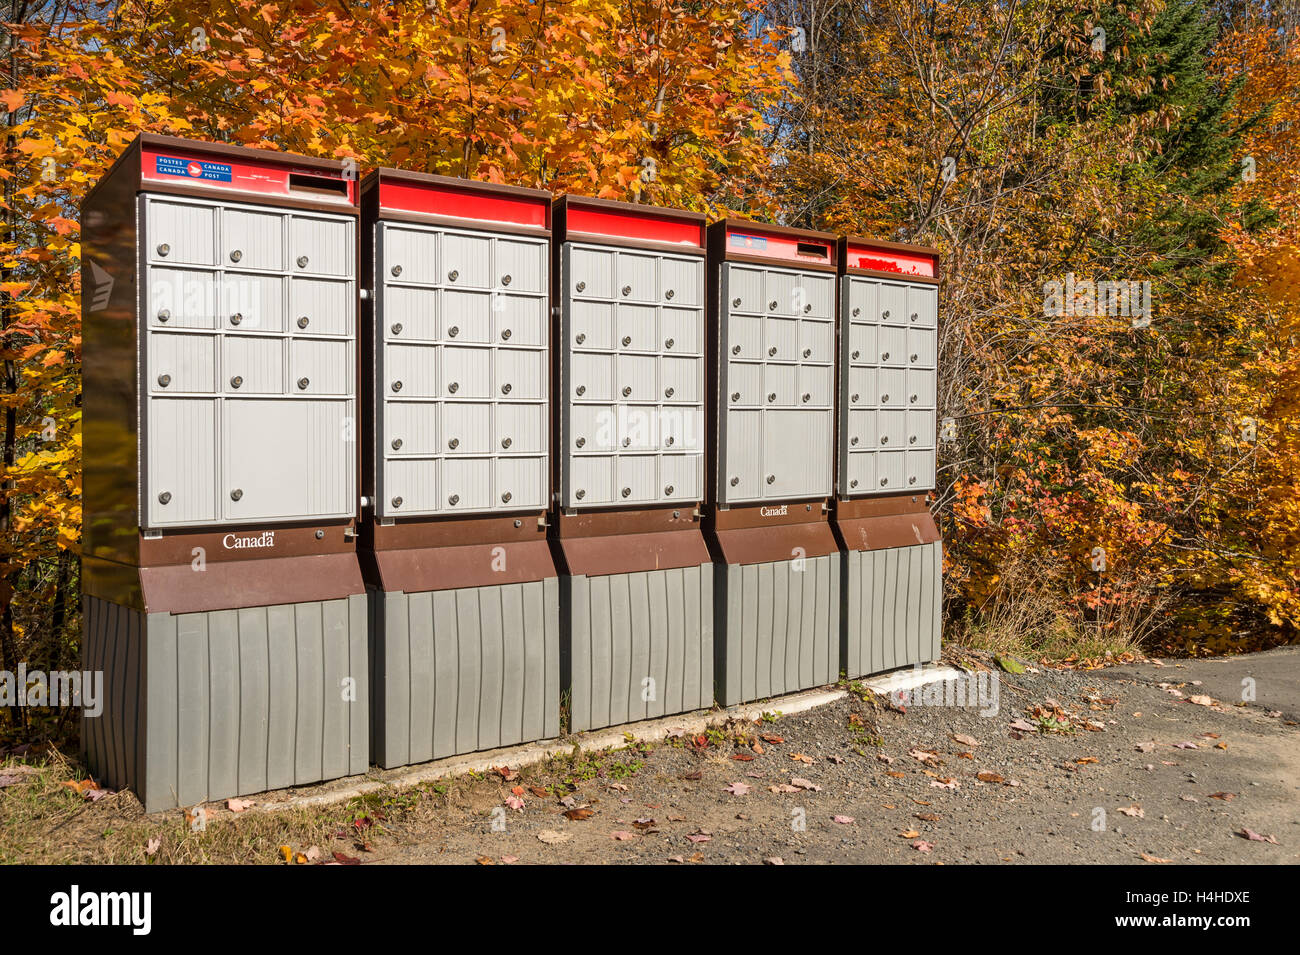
[365,539,556,593]
[833,492,932,520]
[139,553,365,614]
[711,520,839,565]
[556,529,711,577]
[835,511,940,552]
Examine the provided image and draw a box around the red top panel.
[845,240,937,278]
[567,204,704,249]
[379,177,549,230]
[726,224,836,267]
[140,143,357,205]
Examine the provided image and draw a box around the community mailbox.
[360,169,559,767]
[834,236,943,678]
[706,219,841,705]
[81,134,367,812]
[553,196,714,731]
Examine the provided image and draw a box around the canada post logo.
[730,233,768,251]
[155,154,233,183]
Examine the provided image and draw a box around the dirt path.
[366,651,1299,864]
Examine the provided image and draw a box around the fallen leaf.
[537,830,570,845]
[226,798,255,812]
[144,837,161,857]
[495,766,519,781]
[914,813,940,822]
[1118,805,1145,818]
[686,831,711,844]
[332,852,361,865]
[900,829,920,838]
[1188,695,1215,707]
[913,840,935,852]
[724,782,751,796]
[885,770,905,778]
[1208,792,1236,801]
[505,795,525,811]
[790,753,814,764]
[977,772,1004,783]
[832,815,855,825]
[610,830,636,841]
[790,777,821,791]
[730,754,754,762]
[952,733,980,747]
[563,807,595,821]
[1140,853,1172,863]
[501,855,519,864]
[1238,828,1278,844]
[764,857,784,865]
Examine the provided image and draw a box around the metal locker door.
[907,369,937,408]
[797,365,832,408]
[223,399,352,520]
[290,278,352,337]
[660,257,701,306]
[493,294,545,346]
[615,303,656,352]
[147,199,216,267]
[727,315,762,361]
[222,336,284,394]
[570,404,617,453]
[495,238,546,293]
[661,308,701,355]
[383,225,440,285]
[848,323,877,364]
[496,348,545,400]
[906,409,936,449]
[879,368,907,408]
[615,354,656,404]
[384,459,439,514]
[149,333,216,394]
[615,454,657,502]
[847,277,877,323]
[725,264,764,314]
[442,232,492,289]
[660,356,699,404]
[443,458,493,510]
[798,319,833,363]
[618,405,658,452]
[906,450,936,491]
[799,272,835,319]
[495,403,544,454]
[763,271,802,319]
[146,398,216,526]
[845,450,875,495]
[660,405,701,451]
[386,343,438,398]
[571,353,614,402]
[726,362,762,407]
[222,273,283,332]
[846,367,878,408]
[763,364,798,407]
[659,453,701,501]
[845,409,874,453]
[722,409,762,500]
[569,246,614,300]
[443,289,491,343]
[763,316,799,362]
[614,251,656,303]
[441,403,492,455]
[878,326,907,367]
[879,283,907,324]
[442,346,490,399]
[493,456,545,509]
[907,284,938,327]
[385,401,439,456]
[761,410,830,498]
[383,286,438,342]
[290,339,350,395]
[570,455,614,506]
[289,215,352,277]
[222,208,284,271]
[875,450,906,493]
[907,327,936,368]
[570,300,614,351]
[147,268,217,329]
[876,409,907,451]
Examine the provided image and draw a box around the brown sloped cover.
[140,553,365,614]
[364,539,556,593]
[556,529,711,577]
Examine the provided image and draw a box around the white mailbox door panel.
[800,272,835,318]
[496,348,545,400]
[878,325,907,367]
[291,339,350,395]
[571,300,614,351]
[441,403,492,455]
[385,459,439,513]
[907,284,938,327]
[661,405,701,451]
[496,403,545,454]
[726,361,762,407]
[570,456,614,505]
[660,256,701,306]
[442,458,493,510]
[383,226,440,285]
[442,346,490,399]
[146,398,216,526]
[615,455,657,503]
[386,402,438,456]
[570,404,617,453]
[616,304,657,352]
[223,209,284,271]
[616,405,657,451]
[661,308,701,355]
[907,369,937,408]
[722,409,762,500]
[222,273,283,333]
[289,278,351,337]
[907,410,936,449]
[846,409,873,452]
[660,453,702,501]
[799,319,834,363]
[386,343,438,398]
[570,247,614,299]
[290,215,353,277]
[875,450,906,493]
[147,199,216,267]
[763,363,798,407]
[907,326,937,368]
[495,239,546,293]
[877,409,907,450]
[222,336,284,394]
[906,449,936,491]
[660,356,699,404]
[764,316,799,362]
[442,232,492,288]
[443,289,491,343]
[150,333,216,394]
[572,352,614,401]
[798,365,833,408]
[846,367,877,408]
[148,268,217,329]
[847,322,877,364]
[616,354,656,403]
[845,451,875,495]
[494,457,545,509]
[615,252,656,303]
[382,286,438,342]
[879,283,906,324]
[494,294,545,347]
[879,368,907,408]
[725,265,764,314]
[846,278,877,322]
[761,410,831,499]
[222,399,353,520]
[728,315,762,361]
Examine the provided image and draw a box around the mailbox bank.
[834,236,943,677]
[81,134,368,812]
[552,197,714,731]
[360,170,560,766]
[705,220,842,705]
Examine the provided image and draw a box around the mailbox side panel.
[842,540,943,679]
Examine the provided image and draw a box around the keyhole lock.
[622,336,632,347]
[621,487,632,498]
[501,383,512,395]
[665,289,675,300]
[575,333,586,345]
[229,249,242,263]
[575,489,586,500]
[391,265,403,277]
[447,269,459,282]
[157,374,172,388]
[882,309,890,319]
[298,316,310,329]
[881,435,889,444]
[156,243,170,257]
[623,437,631,448]
[851,350,860,360]
[804,303,812,313]
[501,492,512,503]
[230,375,244,389]
[850,479,859,488]
[731,392,740,402]
[501,328,512,340]
[852,307,860,317]
[881,351,890,361]
[157,309,171,323]
[766,474,776,484]
[881,393,890,402]
[158,491,172,504]
[230,313,243,325]
[665,436,675,446]
[391,438,403,450]
[391,380,403,392]
[732,297,741,307]
[730,476,740,486]
[851,393,860,402]
[767,392,776,402]
[910,312,919,322]
[576,385,586,396]
[448,438,460,449]
[501,274,512,286]
[851,436,859,446]
[769,300,778,310]
[664,484,674,495]
[910,394,918,403]
[665,338,674,349]
[448,494,459,505]
[803,348,812,358]
[732,345,741,355]
[501,437,512,449]
[391,323,402,335]
[910,353,919,363]
[621,285,632,297]
[448,382,459,393]
[664,387,674,398]
[298,377,310,390]
[880,477,889,486]
[230,488,244,501]
[801,393,811,403]
[769,346,778,357]
[315,530,325,540]
[392,496,403,508]
[909,476,917,484]
[576,437,586,448]
[622,386,632,397]
[448,325,459,337]
[909,435,917,444]
[576,281,586,292]
[297,255,309,269]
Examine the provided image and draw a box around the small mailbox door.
[146,398,216,526]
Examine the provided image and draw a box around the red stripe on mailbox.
[140,145,357,203]
[566,205,703,248]
[726,226,835,266]
[379,179,549,229]
[845,241,936,277]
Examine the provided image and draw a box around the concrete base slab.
[859,662,965,698]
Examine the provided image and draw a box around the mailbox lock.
[851,393,859,402]
[664,484,674,495]
[909,435,917,444]
[622,335,632,347]
[448,437,460,449]
[665,338,674,349]
[158,491,172,504]
[315,530,325,540]
[910,353,918,363]
[575,489,586,500]
[910,312,919,322]
[392,438,403,450]
[575,437,586,448]
[621,487,632,498]
[501,491,512,503]
[448,325,459,338]
[881,435,889,444]
[448,494,459,505]
[881,393,890,402]
[576,385,586,396]
[392,496,403,508]
[852,307,860,317]
[390,265,402,277]
[447,269,459,282]
[730,391,740,402]
[230,375,244,389]
[766,474,776,484]
[157,309,171,323]
[665,436,675,446]
[801,393,811,403]
[882,309,891,319]
[850,479,859,488]
[729,476,740,487]
[622,386,632,397]
[391,380,403,392]
[298,377,310,390]
[297,255,310,269]
[880,477,889,486]
[909,476,917,485]
[391,322,402,335]
[501,274,512,286]
[501,383,512,395]
[909,394,918,403]
[665,387,675,398]
[767,392,776,403]
[501,437,512,449]
[731,345,741,355]
[732,297,741,307]
[881,351,890,361]
[514,519,522,528]
[768,346,777,357]
[157,374,172,388]
[622,437,631,448]
[576,281,586,292]
[803,303,812,313]
[156,243,170,257]
[802,348,812,358]
[851,436,859,446]
[768,300,778,311]
[230,488,244,501]
[665,289,675,300]
[448,382,459,393]
[230,313,243,325]
[621,285,632,297]
[575,333,586,345]
[851,350,859,360]
[298,316,310,329]
[501,328,512,341]
[229,249,242,263]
